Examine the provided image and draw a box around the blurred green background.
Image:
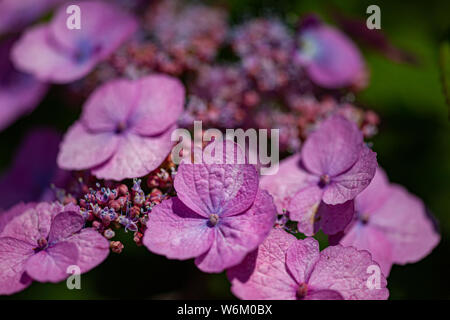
[1,0,449,299]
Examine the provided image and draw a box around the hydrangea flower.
[228,228,389,300]
[0,128,69,210]
[0,38,48,131]
[295,16,365,89]
[329,168,440,275]
[0,202,109,295]
[143,140,277,273]
[261,115,377,236]
[57,74,185,180]
[11,1,137,83]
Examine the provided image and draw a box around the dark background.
[1,0,449,299]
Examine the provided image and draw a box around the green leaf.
[439,41,450,115]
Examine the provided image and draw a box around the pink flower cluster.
[0,0,440,300]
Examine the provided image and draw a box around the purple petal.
[195,190,276,273]
[130,75,185,136]
[66,228,109,273]
[285,237,320,284]
[57,122,119,171]
[301,115,363,177]
[355,168,392,216]
[48,211,84,244]
[143,197,213,260]
[305,289,343,300]
[0,237,34,295]
[91,128,175,180]
[308,245,389,300]
[174,142,259,217]
[0,128,64,210]
[25,241,78,283]
[316,200,355,235]
[227,229,298,300]
[323,145,377,205]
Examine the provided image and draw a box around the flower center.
[296,283,308,299]
[115,121,127,134]
[318,174,330,188]
[209,214,220,226]
[35,237,48,252]
[358,213,370,225]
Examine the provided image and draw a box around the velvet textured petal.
[285,238,320,284]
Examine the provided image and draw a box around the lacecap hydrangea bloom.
[228,228,389,300]
[261,115,377,236]
[329,168,440,275]
[57,74,185,180]
[143,140,277,273]
[11,1,137,83]
[0,202,109,295]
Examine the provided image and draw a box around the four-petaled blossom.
[228,228,389,300]
[262,115,377,236]
[0,202,109,295]
[329,168,440,275]
[11,1,137,83]
[0,38,47,132]
[143,140,277,273]
[295,16,365,89]
[57,74,185,181]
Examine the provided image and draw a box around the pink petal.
[0,237,34,295]
[285,237,320,284]
[323,146,377,205]
[130,75,185,136]
[66,228,110,273]
[369,185,440,267]
[25,241,78,283]
[48,211,84,244]
[287,185,323,236]
[49,1,137,61]
[91,128,174,180]
[11,25,97,83]
[57,122,119,171]
[195,190,276,273]
[355,167,391,215]
[300,25,364,88]
[174,146,259,217]
[308,245,389,300]
[259,154,312,213]
[301,115,363,177]
[227,228,298,300]
[339,224,393,275]
[0,202,57,246]
[81,79,140,132]
[143,197,214,260]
